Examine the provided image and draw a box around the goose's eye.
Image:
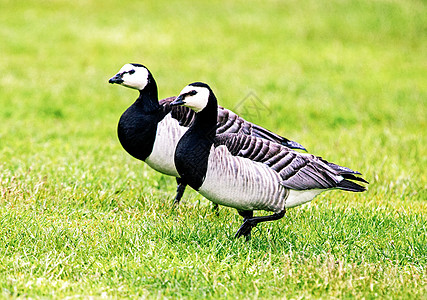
[128,69,135,75]
[189,90,197,96]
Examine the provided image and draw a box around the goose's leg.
[236,210,254,241]
[212,203,219,216]
[173,178,187,205]
[235,209,286,240]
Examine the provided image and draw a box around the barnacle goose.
[170,82,368,239]
[108,63,306,205]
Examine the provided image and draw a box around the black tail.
[337,179,366,192]
[341,173,369,184]
[326,162,368,192]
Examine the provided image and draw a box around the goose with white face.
[108,63,150,90]
[170,84,210,113]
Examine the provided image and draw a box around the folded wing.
[159,97,306,151]
[214,133,367,192]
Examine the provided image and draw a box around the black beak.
[109,74,124,84]
[170,95,185,106]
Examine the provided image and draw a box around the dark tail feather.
[326,162,369,185]
[326,161,369,191]
[337,179,366,192]
[342,173,369,184]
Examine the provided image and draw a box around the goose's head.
[170,82,213,113]
[109,63,151,91]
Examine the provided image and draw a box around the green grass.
[1,0,426,298]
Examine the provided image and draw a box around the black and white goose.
[170,82,368,239]
[108,63,306,205]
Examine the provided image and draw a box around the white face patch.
[117,64,150,90]
[178,85,210,113]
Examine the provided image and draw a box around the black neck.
[174,91,218,190]
[190,93,218,141]
[135,77,160,113]
[117,74,164,162]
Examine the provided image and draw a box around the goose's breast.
[199,146,288,212]
[145,114,187,177]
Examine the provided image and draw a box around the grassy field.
[1,0,426,298]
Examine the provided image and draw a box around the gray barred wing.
[159,97,306,150]
[214,133,367,192]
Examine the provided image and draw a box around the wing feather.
[159,97,305,150]
[214,133,367,192]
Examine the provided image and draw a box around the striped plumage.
[108,63,306,205]
[215,134,367,191]
[161,97,305,150]
[171,82,368,239]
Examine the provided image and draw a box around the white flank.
[145,114,187,177]
[198,146,327,212]
[285,189,323,208]
[199,145,288,212]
